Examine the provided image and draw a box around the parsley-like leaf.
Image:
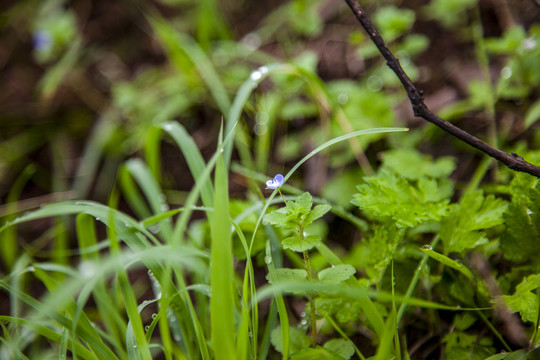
[440,190,508,254]
[381,148,456,180]
[352,172,451,228]
[500,186,540,262]
[502,274,540,323]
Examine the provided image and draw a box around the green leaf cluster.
[502,274,540,323]
[352,148,454,228]
[440,190,508,254]
[271,327,355,359]
[500,184,540,262]
[352,172,452,228]
[264,192,331,252]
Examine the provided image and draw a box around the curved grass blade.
[160,121,214,209]
[0,316,95,360]
[0,201,160,250]
[210,145,236,360]
[255,281,470,311]
[148,15,231,116]
[123,159,173,241]
[265,241,290,360]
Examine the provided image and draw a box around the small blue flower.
[33,30,52,52]
[266,174,284,189]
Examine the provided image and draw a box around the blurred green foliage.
[1,0,540,358]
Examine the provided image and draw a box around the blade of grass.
[1,164,35,270]
[265,241,290,360]
[397,235,441,325]
[148,15,231,116]
[160,121,214,209]
[144,125,164,182]
[124,159,173,240]
[232,220,258,360]
[72,112,119,198]
[107,193,153,360]
[0,316,95,360]
[210,138,237,359]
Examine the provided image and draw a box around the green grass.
[2,1,540,359]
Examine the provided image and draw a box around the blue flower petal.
[266,174,284,189]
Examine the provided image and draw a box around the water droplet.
[456,305,462,310]
[420,245,432,250]
[163,123,173,131]
[501,67,512,79]
[254,123,267,135]
[250,71,262,81]
[151,313,157,319]
[367,75,383,92]
[337,93,348,104]
[256,112,268,123]
[95,217,100,221]
[300,312,306,318]
[145,326,150,332]
[158,194,166,202]
[78,261,96,278]
[248,331,253,337]
[241,32,261,50]
[264,256,272,264]
[396,50,410,66]
[523,37,536,50]
[300,319,308,326]
[258,65,269,75]
[454,259,462,265]
[133,345,137,349]
[160,204,169,212]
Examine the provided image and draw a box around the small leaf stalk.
[301,242,317,348]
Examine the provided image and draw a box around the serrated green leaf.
[296,192,313,212]
[352,172,451,228]
[266,268,308,285]
[381,149,456,180]
[282,234,321,252]
[315,296,363,324]
[440,191,508,253]
[502,274,540,323]
[318,265,356,283]
[271,326,311,355]
[500,202,540,262]
[323,339,355,360]
[304,204,332,227]
[345,225,402,282]
[264,208,288,227]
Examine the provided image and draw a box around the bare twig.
[343,0,540,178]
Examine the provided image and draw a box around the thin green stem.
[277,188,287,205]
[396,235,441,326]
[302,245,317,347]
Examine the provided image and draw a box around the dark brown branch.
[343,0,540,178]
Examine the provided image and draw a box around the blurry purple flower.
[33,30,51,51]
[266,174,284,189]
